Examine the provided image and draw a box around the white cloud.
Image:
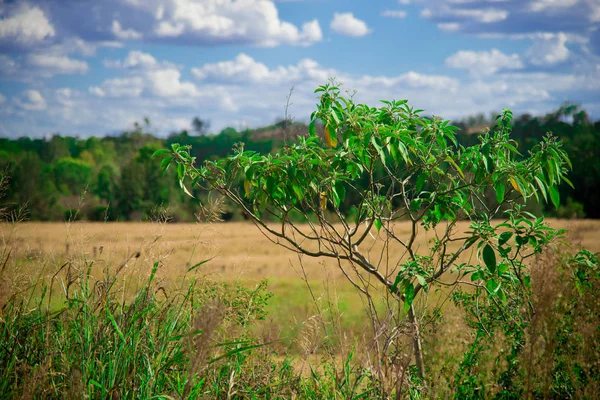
[0,55,19,76]
[437,23,461,32]
[125,0,322,47]
[105,51,160,69]
[55,88,76,108]
[98,77,145,98]
[0,4,55,45]
[4,49,599,138]
[27,54,89,75]
[529,0,578,12]
[381,10,408,19]
[191,53,333,84]
[330,13,370,37]
[451,8,509,23]
[446,49,524,75]
[422,7,509,23]
[89,87,106,97]
[147,69,198,97]
[588,0,600,22]
[94,51,200,99]
[15,90,47,111]
[112,20,143,40]
[398,0,412,4]
[525,32,570,66]
[397,71,459,90]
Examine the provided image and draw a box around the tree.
[53,157,92,195]
[160,81,570,392]
[192,117,210,135]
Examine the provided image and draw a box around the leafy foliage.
[162,81,578,392]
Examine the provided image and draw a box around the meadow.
[6,219,599,332]
[2,219,599,398]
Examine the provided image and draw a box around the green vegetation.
[161,82,600,396]
[1,83,599,398]
[0,102,598,221]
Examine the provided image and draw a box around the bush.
[161,81,580,396]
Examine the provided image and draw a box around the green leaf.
[308,119,316,137]
[549,185,560,209]
[445,156,465,179]
[292,184,304,201]
[482,244,497,274]
[497,288,507,304]
[152,148,171,157]
[410,198,422,213]
[160,156,173,174]
[391,274,402,294]
[332,181,345,207]
[177,163,184,180]
[371,136,386,164]
[485,278,500,295]
[497,263,509,275]
[403,283,415,313]
[188,258,212,272]
[498,231,513,246]
[495,181,506,203]
[374,218,382,231]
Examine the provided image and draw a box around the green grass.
[0,259,381,399]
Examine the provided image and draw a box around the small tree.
[157,81,571,392]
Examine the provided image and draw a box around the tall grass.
[0,247,384,399]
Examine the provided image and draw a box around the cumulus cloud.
[525,32,570,66]
[191,53,332,84]
[27,54,89,75]
[0,4,55,46]
[15,90,47,111]
[417,0,595,41]
[88,87,106,97]
[330,13,370,37]
[529,0,579,13]
[111,20,143,40]
[104,51,160,69]
[112,0,322,47]
[0,51,89,81]
[93,51,201,99]
[446,49,524,76]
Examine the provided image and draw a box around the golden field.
[2,219,599,339]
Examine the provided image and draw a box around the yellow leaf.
[445,156,465,179]
[244,179,252,197]
[509,177,522,195]
[324,125,337,147]
[319,191,327,210]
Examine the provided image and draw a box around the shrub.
[161,81,574,396]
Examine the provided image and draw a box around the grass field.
[1,219,599,397]
[2,219,599,338]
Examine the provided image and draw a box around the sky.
[0,0,599,138]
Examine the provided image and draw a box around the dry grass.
[1,219,599,397]
[2,219,597,280]
[2,219,598,340]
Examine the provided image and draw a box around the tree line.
[0,104,598,221]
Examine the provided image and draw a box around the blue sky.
[0,0,598,138]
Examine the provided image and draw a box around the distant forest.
[1,104,598,221]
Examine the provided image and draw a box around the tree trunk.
[408,304,425,381]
